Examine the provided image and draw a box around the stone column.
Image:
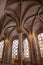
[33,33,42,65]
[18,32,23,65]
[28,33,35,65]
[2,34,12,65]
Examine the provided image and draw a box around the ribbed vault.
[0,1,43,65]
[0,0,43,40]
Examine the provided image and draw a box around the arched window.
[0,40,4,58]
[12,39,19,58]
[23,38,30,58]
[38,33,43,57]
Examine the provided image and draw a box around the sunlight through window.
[38,33,43,57]
[23,38,30,58]
[0,40,4,58]
[12,39,19,58]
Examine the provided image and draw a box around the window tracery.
[38,33,43,57]
[0,40,4,58]
[23,38,30,58]
[12,39,19,58]
[12,37,30,59]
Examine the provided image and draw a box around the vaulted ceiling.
[0,0,43,40]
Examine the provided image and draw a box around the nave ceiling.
[0,0,43,40]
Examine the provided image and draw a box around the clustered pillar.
[28,33,35,65]
[2,34,11,65]
[18,32,23,65]
[33,33,42,65]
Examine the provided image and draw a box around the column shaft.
[18,32,23,65]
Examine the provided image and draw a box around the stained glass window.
[12,39,19,58]
[23,38,30,58]
[38,33,43,57]
[0,40,4,58]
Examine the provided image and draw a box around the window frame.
[0,40,4,59]
[23,37,30,58]
[38,33,43,57]
[12,39,19,59]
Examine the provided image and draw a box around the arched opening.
[22,34,30,65]
[0,40,4,61]
[23,37,30,58]
[38,33,43,57]
[12,39,19,59]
